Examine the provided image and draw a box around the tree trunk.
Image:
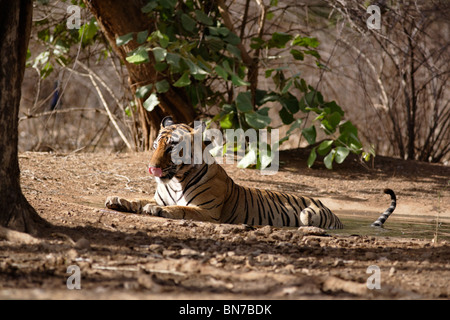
[0,0,47,234]
[83,0,196,150]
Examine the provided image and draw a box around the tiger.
[105,117,396,229]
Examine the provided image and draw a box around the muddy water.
[331,211,450,241]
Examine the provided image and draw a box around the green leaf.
[290,49,304,61]
[324,149,336,169]
[33,51,49,69]
[155,79,170,93]
[298,78,308,93]
[237,147,257,168]
[259,147,273,170]
[160,0,176,9]
[245,111,271,129]
[269,32,293,48]
[303,90,321,109]
[173,72,191,87]
[226,44,242,60]
[79,19,98,45]
[321,112,341,134]
[195,10,213,25]
[304,49,321,59]
[335,146,350,164]
[152,47,167,62]
[317,140,333,156]
[126,47,149,64]
[143,93,159,111]
[265,69,274,78]
[151,30,170,48]
[292,36,319,48]
[251,37,265,50]
[224,32,241,45]
[135,84,153,98]
[323,100,344,116]
[219,112,235,129]
[280,93,299,113]
[184,58,208,75]
[136,30,148,44]
[40,61,53,79]
[53,39,70,56]
[181,13,196,32]
[279,107,294,125]
[154,62,167,72]
[258,91,279,105]
[286,118,302,135]
[116,33,133,46]
[281,79,293,95]
[307,147,317,168]
[339,120,358,136]
[231,74,250,87]
[236,92,253,112]
[141,0,158,13]
[166,52,181,70]
[222,104,235,113]
[302,125,316,145]
[209,26,230,37]
[159,0,178,9]
[215,65,228,80]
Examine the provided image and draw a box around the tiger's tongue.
[149,167,163,177]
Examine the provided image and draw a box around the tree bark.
[82,0,196,149]
[0,0,47,234]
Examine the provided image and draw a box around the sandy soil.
[0,149,449,299]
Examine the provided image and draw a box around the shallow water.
[329,212,450,242]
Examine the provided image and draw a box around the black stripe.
[225,185,241,224]
[156,190,167,206]
[186,187,211,206]
[282,193,300,227]
[273,192,290,226]
[243,188,249,224]
[255,189,267,222]
[165,184,176,204]
[261,191,275,226]
[254,190,264,225]
[183,164,208,196]
[198,198,216,207]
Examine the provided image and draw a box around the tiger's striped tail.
[371,189,396,227]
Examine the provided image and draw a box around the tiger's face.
[148,117,204,181]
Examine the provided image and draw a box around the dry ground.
[0,149,449,299]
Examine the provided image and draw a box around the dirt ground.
[0,149,449,300]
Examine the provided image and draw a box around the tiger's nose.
[149,167,163,177]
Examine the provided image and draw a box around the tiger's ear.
[161,116,174,128]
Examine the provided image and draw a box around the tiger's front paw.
[105,196,127,211]
[105,196,141,213]
[142,203,164,217]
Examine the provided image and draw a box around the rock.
[389,267,396,277]
[298,226,327,236]
[305,238,321,247]
[74,238,90,250]
[365,252,377,260]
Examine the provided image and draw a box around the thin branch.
[19,107,116,122]
[88,74,133,150]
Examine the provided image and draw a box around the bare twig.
[87,73,132,150]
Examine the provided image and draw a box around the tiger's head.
[148,117,208,182]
